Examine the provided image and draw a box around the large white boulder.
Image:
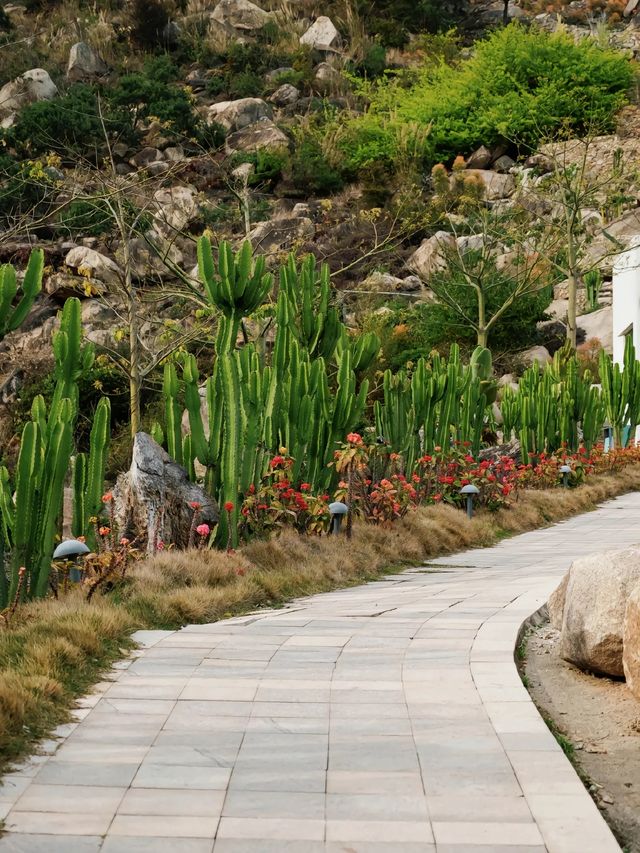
[519,345,551,367]
[559,548,640,677]
[64,246,121,285]
[208,97,272,132]
[300,16,342,51]
[623,583,640,700]
[576,305,613,353]
[211,0,272,31]
[406,231,454,281]
[0,68,58,118]
[153,185,198,233]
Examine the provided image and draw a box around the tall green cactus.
[199,237,273,353]
[600,336,640,447]
[72,397,111,546]
[0,297,109,605]
[0,396,75,604]
[50,297,95,423]
[0,249,44,341]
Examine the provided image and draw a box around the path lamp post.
[53,539,90,583]
[559,464,572,489]
[460,484,479,519]
[328,501,349,535]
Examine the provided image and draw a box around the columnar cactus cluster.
[0,289,111,606]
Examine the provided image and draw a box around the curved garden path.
[2,493,640,852]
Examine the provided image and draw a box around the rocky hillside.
[1,0,640,455]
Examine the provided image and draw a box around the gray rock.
[225,119,289,154]
[114,432,218,553]
[208,97,272,132]
[466,145,493,169]
[559,548,640,677]
[162,20,182,45]
[493,154,516,173]
[300,16,342,51]
[406,231,455,281]
[313,62,343,94]
[130,147,164,168]
[153,185,198,234]
[399,275,423,293]
[66,42,108,82]
[248,216,314,254]
[268,83,300,107]
[519,345,551,367]
[164,145,186,162]
[211,0,273,31]
[577,305,612,354]
[454,169,516,200]
[548,572,569,630]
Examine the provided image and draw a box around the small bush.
[110,73,198,137]
[291,137,345,195]
[374,264,552,367]
[357,0,467,46]
[228,71,264,99]
[359,43,388,79]
[230,150,288,188]
[2,86,127,158]
[57,199,113,237]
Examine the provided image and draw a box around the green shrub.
[376,267,552,368]
[360,43,387,79]
[230,150,288,188]
[291,137,345,196]
[0,154,60,223]
[57,200,113,237]
[56,198,152,238]
[110,73,198,137]
[1,86,127,158]
[340,24,632,174]
[228,71,264,99]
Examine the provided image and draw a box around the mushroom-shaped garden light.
[53,539,90,583]
[328,501,349,535]
[559,464,572,488]
[460,483,480,519]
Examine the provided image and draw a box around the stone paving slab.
[2,492,639,851]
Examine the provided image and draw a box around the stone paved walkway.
[2,493,639,853]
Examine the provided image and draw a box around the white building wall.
[612,240,640,365]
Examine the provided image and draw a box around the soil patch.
[525,623,640,852]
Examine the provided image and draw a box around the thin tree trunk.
[566,271,577,350]
[123,240,141,437]
[477,287,487,348]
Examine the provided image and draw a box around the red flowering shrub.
[234,439,640,540]
[241,453,330,536]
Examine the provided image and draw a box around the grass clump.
[2,466,640,774]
